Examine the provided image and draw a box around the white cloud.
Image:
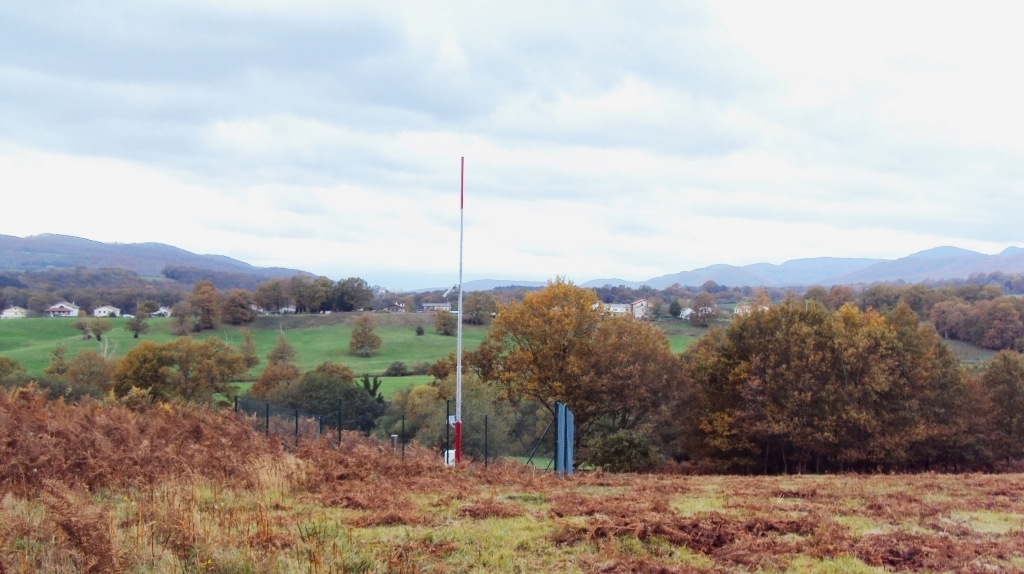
[2,1,1023,289]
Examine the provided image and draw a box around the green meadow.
[0,313,701,393]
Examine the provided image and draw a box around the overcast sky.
[3,1,1023,289]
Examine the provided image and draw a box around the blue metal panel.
[565,408,574,476]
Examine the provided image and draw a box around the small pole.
[445,400,451,463]
[338,398,342,446]
[401,415,406,461]
[234,396,238,413]
[265,402,270,437]
[295,409,299,447]
[484,414,489,468]
[318,415,323,437]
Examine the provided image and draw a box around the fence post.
[401,415,406,461]
[318,415,323,438]
[337,398,342,446]
[234,396,238,413]
[265,402,270,437]
[295,409,299,447]
[445,399,451,463]
[484,414,489,468]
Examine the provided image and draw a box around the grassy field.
[0,314,487,378]
[0,314,701,379]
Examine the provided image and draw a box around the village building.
[383,301,406,313]
[44,302,80,317]
[0,306,28,319]
[631,299,649,320]
[93,305,120,318]
[150,307,173,317]
[679,307,693,320]
[421,302,452,313]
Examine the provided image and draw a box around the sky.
[2,1,1024,290]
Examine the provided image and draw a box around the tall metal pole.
[454,156,464,464]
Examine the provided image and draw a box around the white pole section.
[456,157,464,423]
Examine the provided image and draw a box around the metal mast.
[454,157,464,463]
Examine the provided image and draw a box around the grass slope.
[1,315,703,380]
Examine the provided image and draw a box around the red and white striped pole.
[454,157,464,464]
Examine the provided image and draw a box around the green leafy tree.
[269,364,382,433]
[461,291,497,325]
[981,351,1024,463]
[668,299,682,318]
[334,277,374,312]
[123,313,150,338]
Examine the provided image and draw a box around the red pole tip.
[454,420,462,464]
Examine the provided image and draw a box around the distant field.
[0,314,486,378]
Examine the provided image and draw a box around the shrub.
[385,361,410,377]
[586,430,661,473]
[415,325,425,336]
[409,361,430,375]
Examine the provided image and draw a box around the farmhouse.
[150,307,172,317]
[0,306,28,319]
[383,302,406,313]
[93,305,120,318]
[679,307,693,320]
[44,302,80,317]
[631,299,649,319]
[421,302,451,313]
[733,304,768,317]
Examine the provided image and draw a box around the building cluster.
[1,302,142,319]
[595,299,651,320]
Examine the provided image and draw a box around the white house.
[45,302,80,317]
[733,304,768,318]
[383,302,406,313]
[422,302,452,313]
[1,306,28,319]
[150,306,172,317]
[594,302,631,316]
[679,307,693,320]
[631,299,649,320]
[279,305,296,314]
[93,305,120,318]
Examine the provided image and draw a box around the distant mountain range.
[0,234,305,280]
[4,234,1024,292]
[462,246,1024,291]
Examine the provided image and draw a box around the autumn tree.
[112,340,172,397]
[163,337,247,401]
[268,334,297,364]
[289,275,312,313]
[461,291,497,325]
[481,277,600,416]
[981,351,1024,463]
[170,301,193,336]
[824,285,855,311]
[138,300,160,315]
[65,349,114,393]
[123,313,149,338]
[803,285,828,304]
[0,356,25,378]
[435,309,457,336]
[221,289,256,325]
[188,280,220,330]
[309,276,335,313]
[691,292,717,326]
[254,279,290,313]
[238,328,259,374]
[89,318,113,342]
[349,313,382,357]
[251,334,300,397]
[44,343,70,377]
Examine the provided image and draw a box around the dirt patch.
[458,498,526,519]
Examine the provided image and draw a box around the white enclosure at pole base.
[444,450,456,466]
